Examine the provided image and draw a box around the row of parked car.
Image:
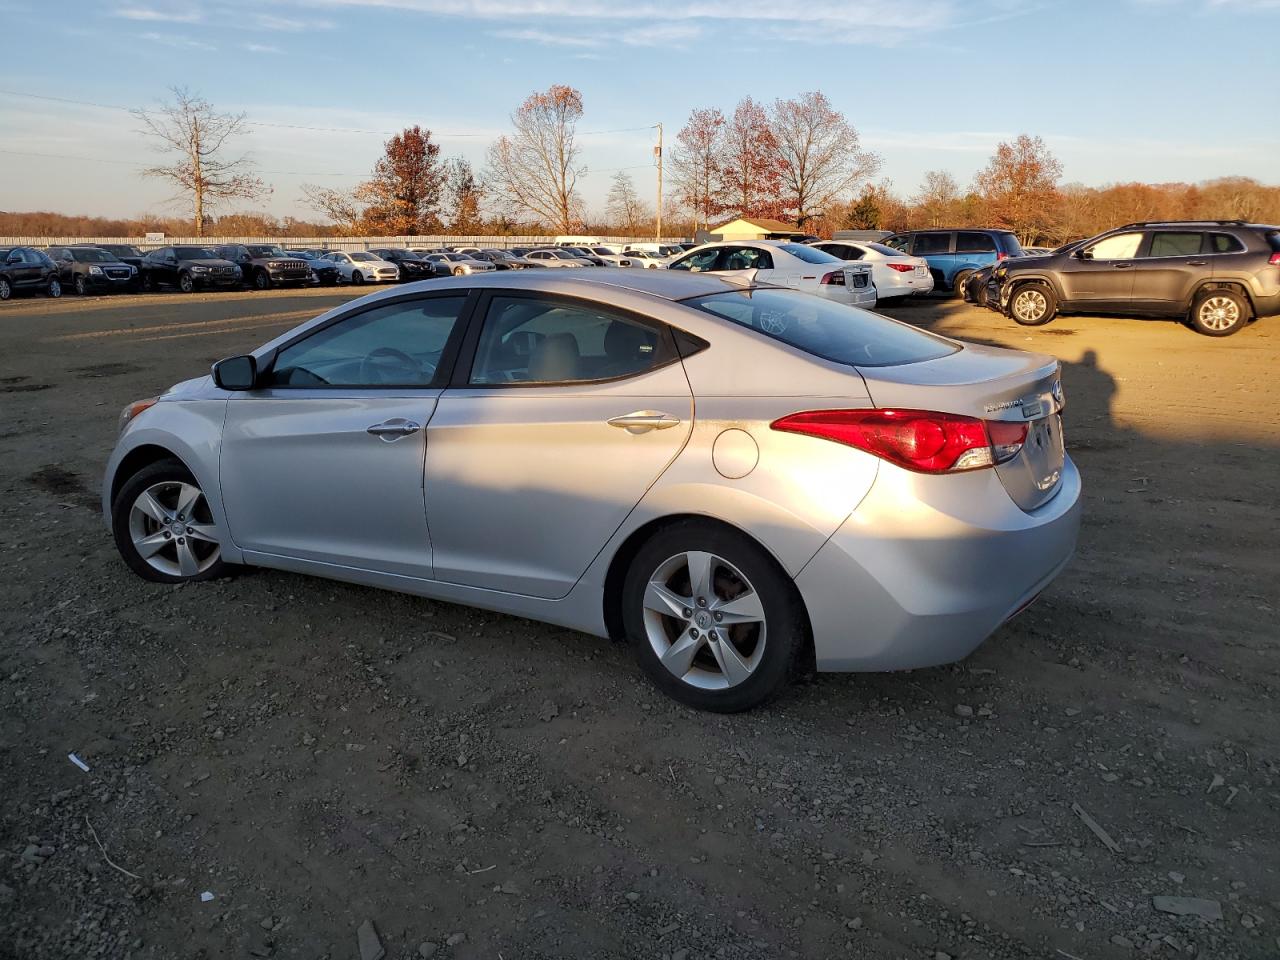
[0,241,700,302]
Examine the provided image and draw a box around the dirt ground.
[0,285,1277,960]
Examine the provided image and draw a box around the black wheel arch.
[1005,272,1064,303]
[1190,279,1255,315]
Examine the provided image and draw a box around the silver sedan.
[103,271,1081,712]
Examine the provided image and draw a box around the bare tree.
[721,97,784,221]
[606,171,651,236]
[444,158,485,232]
[133,86,266,236]
[485,85,584,232]
[771,91,879,228]
[300,183,365,235]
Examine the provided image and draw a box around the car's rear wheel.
[141,272,155,292]
[0,278,11,300]
[112,459,228,584]
[47,278,62,298]
[178,272,195,294]
[1009,282,1056,326]
[622,520,805,712]
[74,275,88,296]
[953,270,973,299]
[1189,288,1248,337]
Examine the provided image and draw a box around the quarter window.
[267,296,468,387]
[1082,232,1142,260]
[1209,233,1245,254]
[1147,232,1204,257]
[882,235,910,253]
[470,296,671,385]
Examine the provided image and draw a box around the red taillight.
[1269,252,1280,265]
[771,409,1028,474]
[820,270,845,285]
[996,251,1009,261]
[887,263,915,273]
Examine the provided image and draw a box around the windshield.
[72,248,117,263]
[687,288,958,368]
[100,245,141,257]
[174,247,217,260]
[349,252,375,262]
[778,243,842,264]
[247,245,287,257]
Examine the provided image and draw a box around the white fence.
[0,235,675,251]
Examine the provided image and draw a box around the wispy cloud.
[243,42,284,53]
[112,4,203,23]
[139,31,216,50]
[493,21,699,48]
[494,27,601,47]
[253,12,334,30]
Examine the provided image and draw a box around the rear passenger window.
[1148,232,1204,257]
[913,233,951,255]
[470,296,672,385]
[955,232,996,253]
[1209,233,1244,254]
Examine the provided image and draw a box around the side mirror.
[212,355,257,391]
[1074,248,1090,260]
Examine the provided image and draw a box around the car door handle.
[1113,262,1132,268]
[607,411,681,434]
[366,418,421,441]
[1186,260,1207,266]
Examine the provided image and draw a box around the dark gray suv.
[989,220,1280,336]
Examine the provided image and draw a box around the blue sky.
[2,0,1277,222]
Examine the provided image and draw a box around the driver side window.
[267,295,467,387]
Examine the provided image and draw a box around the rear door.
[1130,230,1207,311]
[424,291,693,599]
[219,292,471,578]
[911,231,955,286]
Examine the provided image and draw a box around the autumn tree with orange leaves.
[360,125,446,235]
[668,107,726,233]
[973,134,1064,244]
[720,97,785,221]
[486,84,584,232]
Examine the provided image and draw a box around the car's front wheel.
[47,278,62,298]
[1189,288,1248,337]
[622,520,805,712]
[112,459,227,584]
[351,271,365,285]
[254,270,271,290]
[178,272,195,293]
[1009,282,1056,326]
[74,275,88,296]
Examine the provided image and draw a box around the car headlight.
[190,265,209,273]
[268,261,283,269]
[119,397,158,434]
[129,265,137,275]
[89,265,103,275]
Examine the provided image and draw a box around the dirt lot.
[0,286,1277,960]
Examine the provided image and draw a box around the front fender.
[101,399,239,560]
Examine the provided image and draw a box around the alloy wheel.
[75,276,87,296]
[1013,289,1047,323]
[1197,296,1240,331]
[642,551,767,690]
[0,278,10,300]
[48,278,62,298]
[127,480,220,578]
[179,274,194,293]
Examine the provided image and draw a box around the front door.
[425,291,693,599]
[219,292,471,578]
[1058,231,1141,308]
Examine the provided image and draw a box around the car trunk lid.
[857,342,1065,511]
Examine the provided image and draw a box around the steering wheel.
[358,346,429,384]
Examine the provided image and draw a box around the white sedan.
[666,240,876,308]
[324,251,400,285]
[425,253,496,276]
[809,240,933,301]
[623,249,674,270]
[523,249,592,268]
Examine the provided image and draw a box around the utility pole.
[654,123,663,244]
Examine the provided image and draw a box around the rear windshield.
[866,242,904,257]
[998,233,1025,256]
[777,243,841,264]
[686,288,959,368]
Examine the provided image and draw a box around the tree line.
[5,85,1277,240]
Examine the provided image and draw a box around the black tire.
[0,278,11,301]
[351,271,365,286]
[953,270,973,299]
[47,278,62,299]
[1189,288,1249,337]
[254,270,271,291]
[621,520,807,712]
[178,272,195,294]
[1008,281,1057,326]
[973,278,990,308]
[111,458,230,584]
[141,271,155,293]
[74,275,88,296]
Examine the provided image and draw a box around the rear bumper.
[1250,290,1280,318]
[796,455,1082,671]
[877,270,934,299]
[816,283,877,309]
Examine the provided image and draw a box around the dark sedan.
[368,248,437,282]
[287,250,341,286]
